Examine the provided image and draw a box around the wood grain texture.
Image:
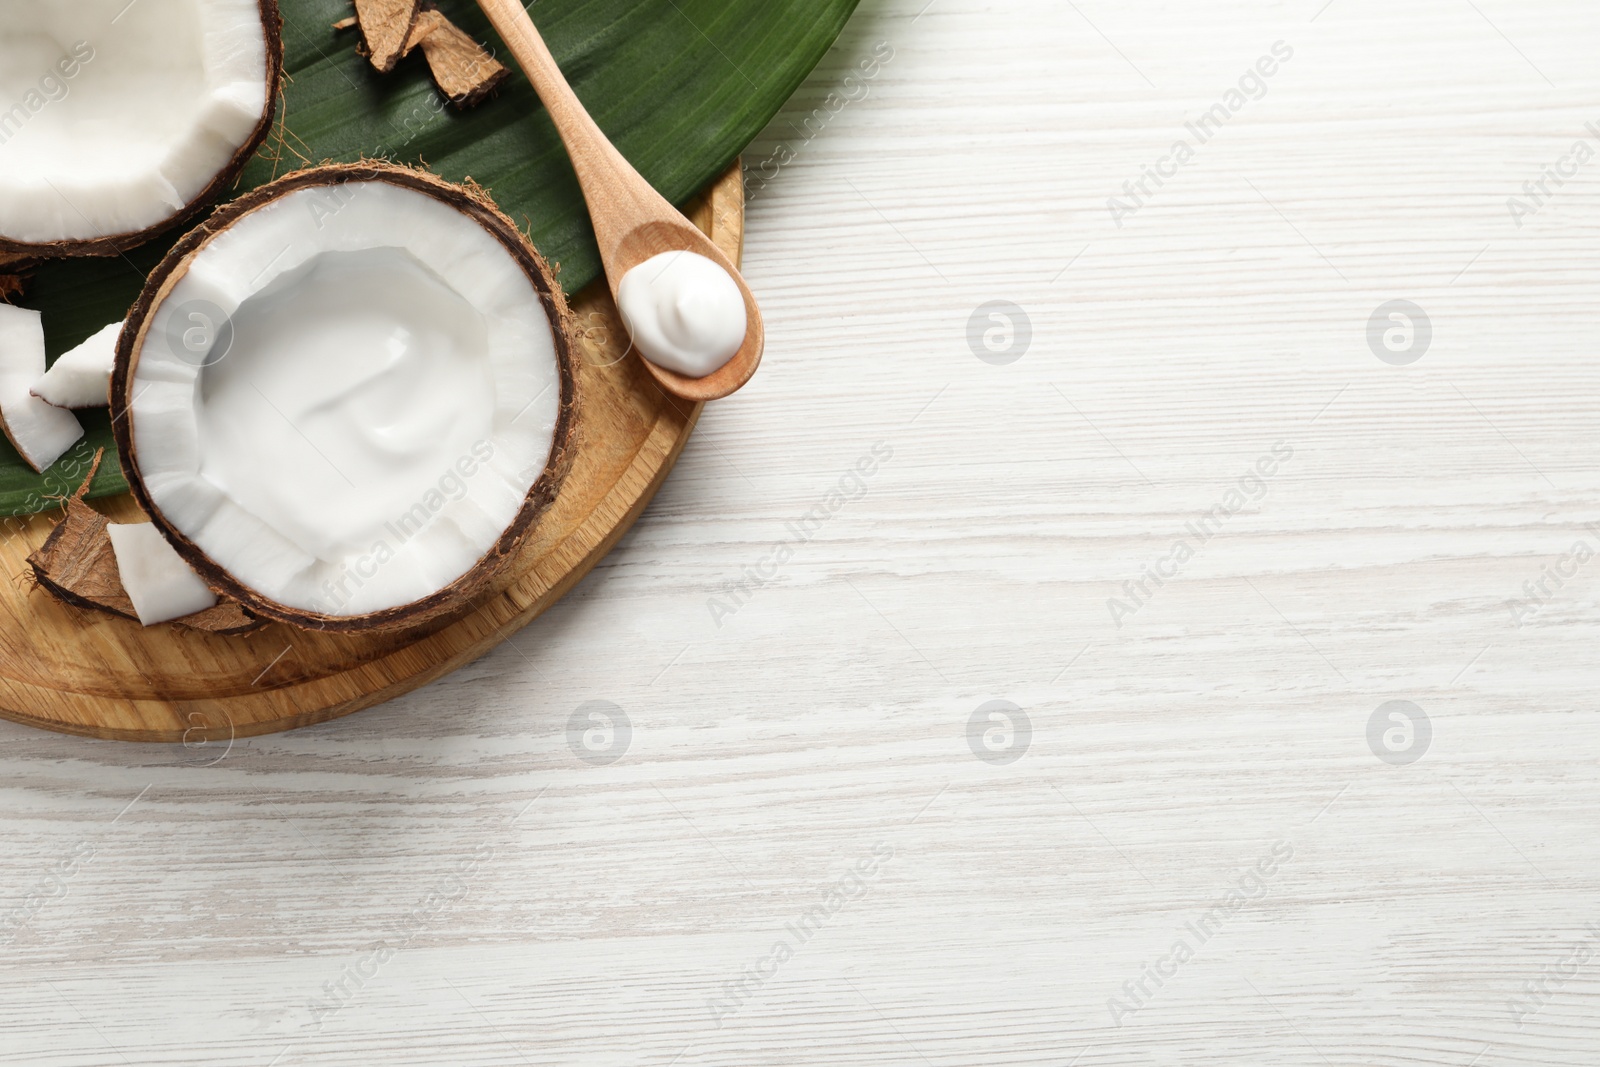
[4,1,1600,1065]
[0,164,740,742]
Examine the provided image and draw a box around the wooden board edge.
[0,161,742,743]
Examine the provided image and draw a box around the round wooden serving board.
[0,163,745,742]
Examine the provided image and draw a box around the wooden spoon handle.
[475,0,588,137]
[475,0,665,251]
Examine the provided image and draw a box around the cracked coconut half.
[0,0,283,259]
[111,163,575,633]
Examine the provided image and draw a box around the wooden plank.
[0,165,738,741]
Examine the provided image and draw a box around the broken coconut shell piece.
[404,7,509,108]
[0,0,284,260]
[353,0,422,73]
[28,455,262,634]
[338,2,507,109]
[112,163,576,635]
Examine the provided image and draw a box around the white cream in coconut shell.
[127,180,563,617]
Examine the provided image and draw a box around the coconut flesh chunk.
[105,522,218,626]
[0,0,278,254]
[27,453,262,633]
[120,169,569,627]
[33,320,119,408]
[0,304,84,472]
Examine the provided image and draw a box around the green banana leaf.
[3,0,858,517]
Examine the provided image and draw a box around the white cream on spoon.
[616,251,747,379]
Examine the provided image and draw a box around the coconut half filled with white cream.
[0,0,281,259]
[111,164,575,632]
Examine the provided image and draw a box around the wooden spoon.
[476,0,764,402]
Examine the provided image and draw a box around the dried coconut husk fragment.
[404,6,508,109]
[0,251,28,299]
[332,15,358,30]
[28,453,264,635]
[355,0,423,73]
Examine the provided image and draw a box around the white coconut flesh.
[33,320,119,408]
[105,522,217,626]
[0,0,272,247]
[129,180,562,617]
[0,304,84,472]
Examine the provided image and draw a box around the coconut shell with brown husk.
[0,0,284,261]
[352,0,423,73]
[336,1,508,108]
[111,162,577,635]
[403,5,509,107]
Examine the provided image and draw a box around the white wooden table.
[5,0,1600,1063]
